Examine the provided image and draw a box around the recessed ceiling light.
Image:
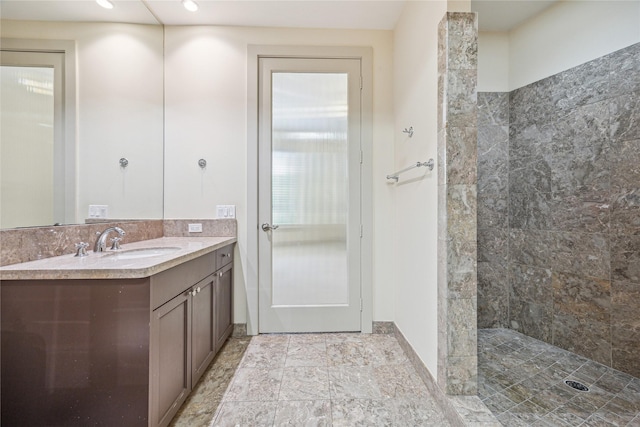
[96,0,114,9]
[182,0,199,12]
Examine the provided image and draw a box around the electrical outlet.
[88,205,108,218]
[188,223,203,233]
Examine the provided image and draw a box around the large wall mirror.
[0,1,164,229]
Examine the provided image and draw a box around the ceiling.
[0,0,559,31]
[0,0,160,25]
[471,0,559,32]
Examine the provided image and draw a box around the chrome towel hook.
[402,126,414,137]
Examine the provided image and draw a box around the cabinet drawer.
[151,252,215,310]
[216,244,234,270]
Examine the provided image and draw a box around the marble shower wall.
[437,12,478,396]
[477,92,509,329]
[477,42,640,378]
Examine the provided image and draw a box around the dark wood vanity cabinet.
[150,244,234,427]
[1,243,234,427]
[151,272,221,427]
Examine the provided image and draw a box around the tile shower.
[477,41,639,378]
[477,38,640,412]
[476,42,640,425]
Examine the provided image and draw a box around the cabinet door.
[151,292,191,427]
[191,274,215,386]
[215,263,233,352]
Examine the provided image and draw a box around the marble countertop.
[0,236,236,281]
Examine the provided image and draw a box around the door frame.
[247,45,373,335]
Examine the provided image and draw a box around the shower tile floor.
[479,328,640,426]
[172,333,451,426]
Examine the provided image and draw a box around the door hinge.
[360,150,363,164]
[359,75,363,90]
[360,224,363,238]
[360,298,363,312]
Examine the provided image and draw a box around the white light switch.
[216,205,236,219]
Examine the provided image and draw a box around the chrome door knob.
[261,223,279,232]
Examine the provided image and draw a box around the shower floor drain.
[565,380,589,392]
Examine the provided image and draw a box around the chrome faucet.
[94,227,126,252]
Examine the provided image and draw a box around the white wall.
[510,0,640,90]
[392,0,448,378]
[1,21,165,222]
[163,26,395,325]
[477,32,509,92]
[478,1,640,92]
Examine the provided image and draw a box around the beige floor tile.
[174,333,453,426]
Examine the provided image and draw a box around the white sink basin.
[105,247,181,260]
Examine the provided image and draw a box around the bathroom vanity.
[0,237,235,427]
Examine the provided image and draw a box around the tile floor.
[478,328,640,426]
[172,333,451,426]
[170,336,252,426]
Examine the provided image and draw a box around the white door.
[258,57,362,333]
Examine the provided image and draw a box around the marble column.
[437,12,478,396]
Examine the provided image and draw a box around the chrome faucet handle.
[94,226,126,252]
[74,242,89,257]
[110,237,123,251]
